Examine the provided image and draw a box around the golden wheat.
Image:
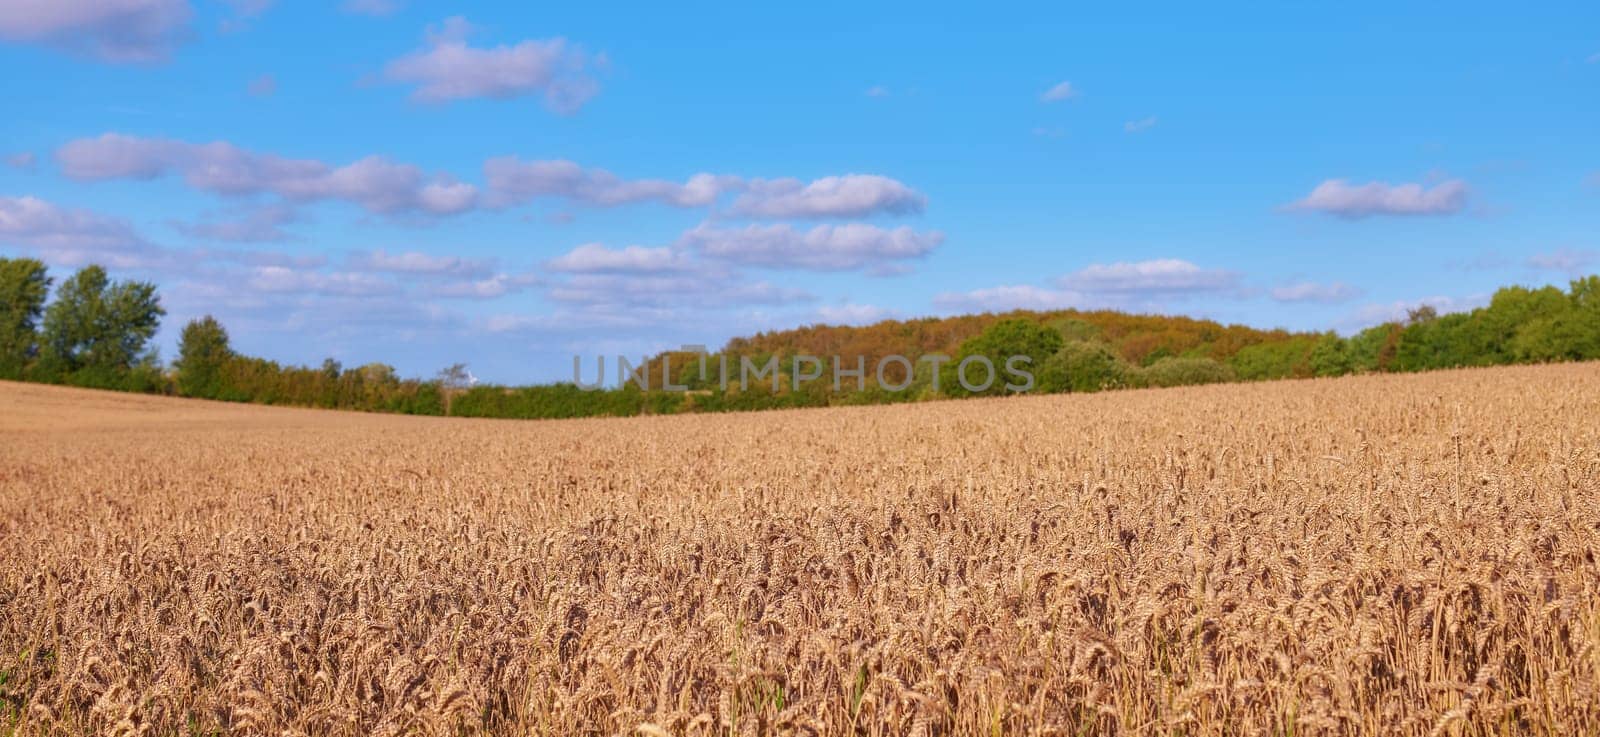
[1,363,1598,736]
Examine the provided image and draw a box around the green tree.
[1395,312,1473,371]
[40,265,164,379]
[1470,286,1570,364]
[0,257,52,379]
[176,316,233,398]
[1348,322,1401,372]
[1571,276,1600,312]
[1307,332,1353,377]
[941,318,1064,396]
[1037,340,1130,393]
[1230,336,1318,380]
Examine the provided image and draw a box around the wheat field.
[1,364,1597,736]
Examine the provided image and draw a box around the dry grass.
[1,364,1598,736]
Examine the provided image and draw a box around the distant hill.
[721,309,1311,367]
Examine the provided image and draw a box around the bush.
[1037,340,1131,393]
[1135,356,1235,388]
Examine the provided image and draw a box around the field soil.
[1,365,1598,735]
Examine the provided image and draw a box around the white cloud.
[814,303,899,325]
[0,195,150,265]
[56,133,478,216]
[864,85,889,98]
[933,285,1091,313]
[383,16,601,112]
[1288,178,1469,218]
[486,164,925,219]
[426,272,540,300]
[730,174,926,219]
[680,222,943,272]
[0,0,191,62]
[1039,81,1078,102]
[57,133,929,225]
[1124,116,1158,133]
[1588,51,1600,64]
[347,249,494,278]
[1527,248,1597,274]
[1270,281,1361,303]
[1058,259,1240,294]
[545,243,693,273]
[246,264,398,298]
[4,152,36,170]
[484,157,735,209]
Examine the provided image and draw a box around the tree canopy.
[0,257,51,379]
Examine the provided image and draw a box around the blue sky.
[1,1,1597,383]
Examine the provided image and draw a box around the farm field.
[1,365,1598,736]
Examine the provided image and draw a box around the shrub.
[1037,340,1131,393]
[1136,356,1235,388]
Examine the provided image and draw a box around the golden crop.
[1,364,1598,736]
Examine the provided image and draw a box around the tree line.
[3,255,1598,419]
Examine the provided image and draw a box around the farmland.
[1,364,1598,736]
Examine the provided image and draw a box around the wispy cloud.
[1527,248,1597,275]
[1270,281,1361,303]
[730,174,926,219]
[347,249,494,279]
[169,203,299,243]
[484,157,734,209]
[246,264,398,298]
[1287,178,1469,218]
[934,258,1243,314]
[814,303,900,325]
[545,243,694,274]
[4,152,36,170]
[485,162,927,219]
[1058,259,1240,294]
[680,222,943,272]
[57,133,478,216]
[933,284,1092,313]
[342,0,401,16]
[382,16,602,112]
[1039,81,1078,102]
[542,272,812,311]
[247,73,277,97]
[1124,116,1158,133]
[864,85,890,98]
